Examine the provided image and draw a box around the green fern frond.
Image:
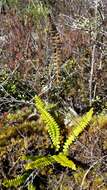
[2,173,29,188]
[63,108,93,155]
[34,95,45,109]
[52,153,76,170]
[24,155,54,170]
[35,95,60,151]
[24,153,76,171]
[28,183,36,190]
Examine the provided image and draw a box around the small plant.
[2,96,93,189]
[25,1,49,25]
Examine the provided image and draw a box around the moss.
[73,167,88,188]
[0,109,107,190]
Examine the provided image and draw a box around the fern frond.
[48,14,62,83]
[24,155,54,170]
[63,108,93,155]
[52,153,76,170]
[34,95,45,109]
[28,183,36,190]
[2,173,29,188]
[35,96,60,151]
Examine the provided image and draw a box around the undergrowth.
[1,96,93,189]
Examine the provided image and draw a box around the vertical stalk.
[89,0,98,106]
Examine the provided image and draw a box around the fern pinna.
[35,95,60,151]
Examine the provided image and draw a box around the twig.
[0,62,20,86]
[89,0,98,106]
[80,154,107,190]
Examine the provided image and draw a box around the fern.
[52,153,76,170]
[48,14,62,83]
[35,95,45,109]
[2,99,94,190]
[28,183,36,190]
[2,173,29,188]
[63,108,93,155]
[24,153,76,171]
[24,155,55,170]
[35,95,60,151]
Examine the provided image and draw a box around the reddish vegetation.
[61,29,91,60]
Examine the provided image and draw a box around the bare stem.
[89,0,98,106]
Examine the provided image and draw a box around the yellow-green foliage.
[2,97,94,189]
[63,108,93,155]
[24,155,54,170]
[35,96,93,155]
[34,96,93,168]
[35,95,60,151]
[24,153,76,171]
[91,114,107,129]
[0,121,36,153]
[6,108,32,123]
[52,153,76,170]
[28,183,36,190]
[3,173,29,188]
[26,1,49,24]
